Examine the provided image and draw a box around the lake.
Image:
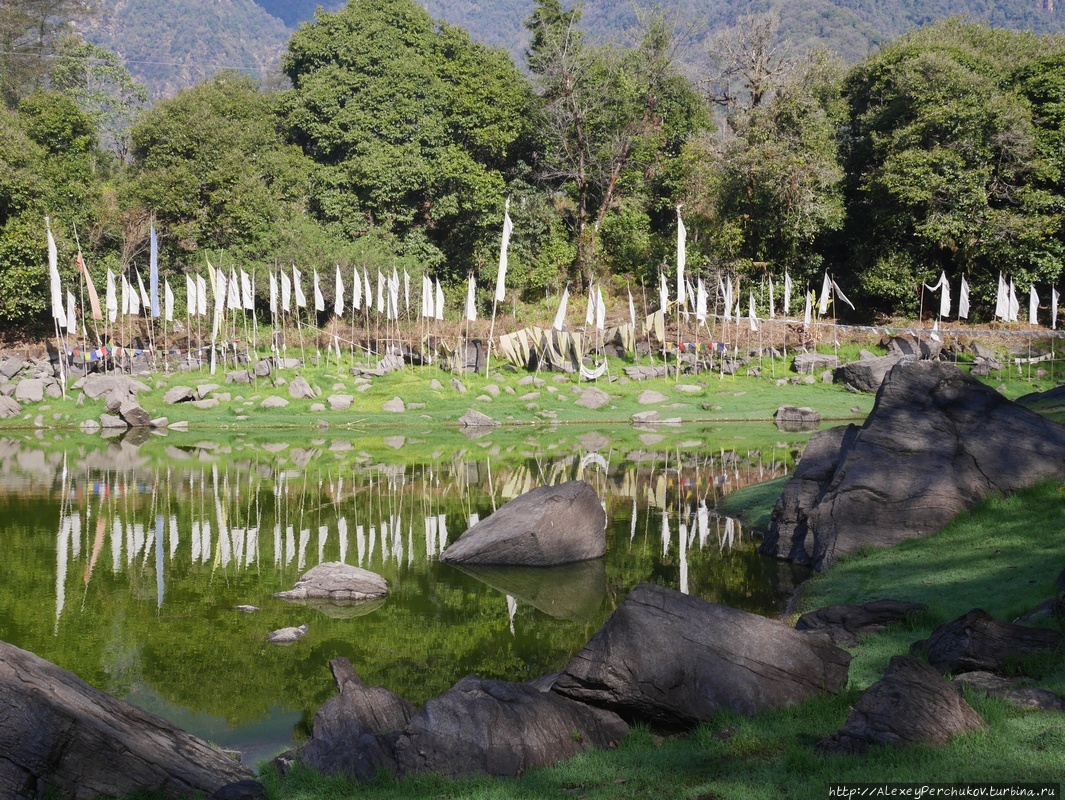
[0,424,808,765]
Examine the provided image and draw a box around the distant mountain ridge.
[82,0,1063,100]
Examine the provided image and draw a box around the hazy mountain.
[81,0,1064,100]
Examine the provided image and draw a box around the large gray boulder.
[439,481,606,567]
[833,352,909,393]
[13,379,43,403]
[80,374,150,400]
[0,641,255,799]
[273,562,388,602]
[817,655,985,754]
[764,360,1065,570]
[0,396,20,419]
[551,583,851,729]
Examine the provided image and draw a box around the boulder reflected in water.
[282,595,388,620]
[454,559,607,623]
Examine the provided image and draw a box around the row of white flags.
[48,212,1064,336]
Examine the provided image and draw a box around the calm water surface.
[0,427,806,765]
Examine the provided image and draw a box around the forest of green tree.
[2,0,1065,328]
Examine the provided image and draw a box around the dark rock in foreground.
[795,599,928,647]
[439,480,606,567]
[817,655,985,754]
[0,640,255,799]
[832,352,908,393]
[764,360,1065,570]
[912,609,1062,675]
[951,671,1065,711]
[551,583,851,729]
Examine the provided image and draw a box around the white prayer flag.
[659,272,668,312]
[464,274,477,322]
[422,275,433,319]
[959,276,970,319]
[832,280,855,311]
[335,265,344,316]
[596,285,605,331]
[676,207,686,310]
[241,270,254,311]
[106,269,118,323]
[803,291,812,327]
[362,269,371,311]
[748,292,758,332]
[724,276,733,317]
[940,274,951,318]
[121,275,129,316]
[293,266,306,309]
[696,279,707,323]
[280,269,291,313]
[628,288,636,328]
[1053,287,1059,330]
[313,270,325,312]
[818,272,832,316]
[66,290,76,334]
[269,272,278,316]
[585,283,595,326]
[435,278,444,320]
[185,274,195,317]
[768,275,775,319]
[213,268,226,314]
[149,225,159,318]
[227,268,240,311]
[351,267,362,311]
[196,274,207,317]
[783,272,792,315]
[495,197,512,303]
[376,270,385,314]
[1029,285,1039,325]
[1008,278,1019,322]
[552,286,569,331]
[387,270,399,320]
[137,271,151,311]
[129,276,140,315]
[164,279,174,322]
[994,274,1007,320]
[403,269,410,311]
[930,318,942,342]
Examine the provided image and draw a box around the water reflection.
[0,431,801,763]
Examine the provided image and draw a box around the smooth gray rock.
[191,398,219,410]
[13,379,43,403]
[81,374,150,400]
[637,390,667,405]
[631,410,660,424]
[951,671,1065,711]
[552,583,851,729]
[793,353,840,375]
[774,405,821,432]
[440,481,606,567]
[225,370,251,384]
[450,378,467,394]
[253,358,273,378]
[0,356,24,378]
[267,624,309,644]
[382,397,405,413]
[99,413,127,430]
[119,399,151,428]
[288,376,316,399]
[458,409,497,428]
[163,386,195,404]
[816,655,985,754]
[763,360,1065,570]
[260,396,289,409]
[274,562,388,602]
[574,387,610,409]
[833,353,908,393]
[0,396,19,419]
[328,394,353,411]
[0,641,254,799]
